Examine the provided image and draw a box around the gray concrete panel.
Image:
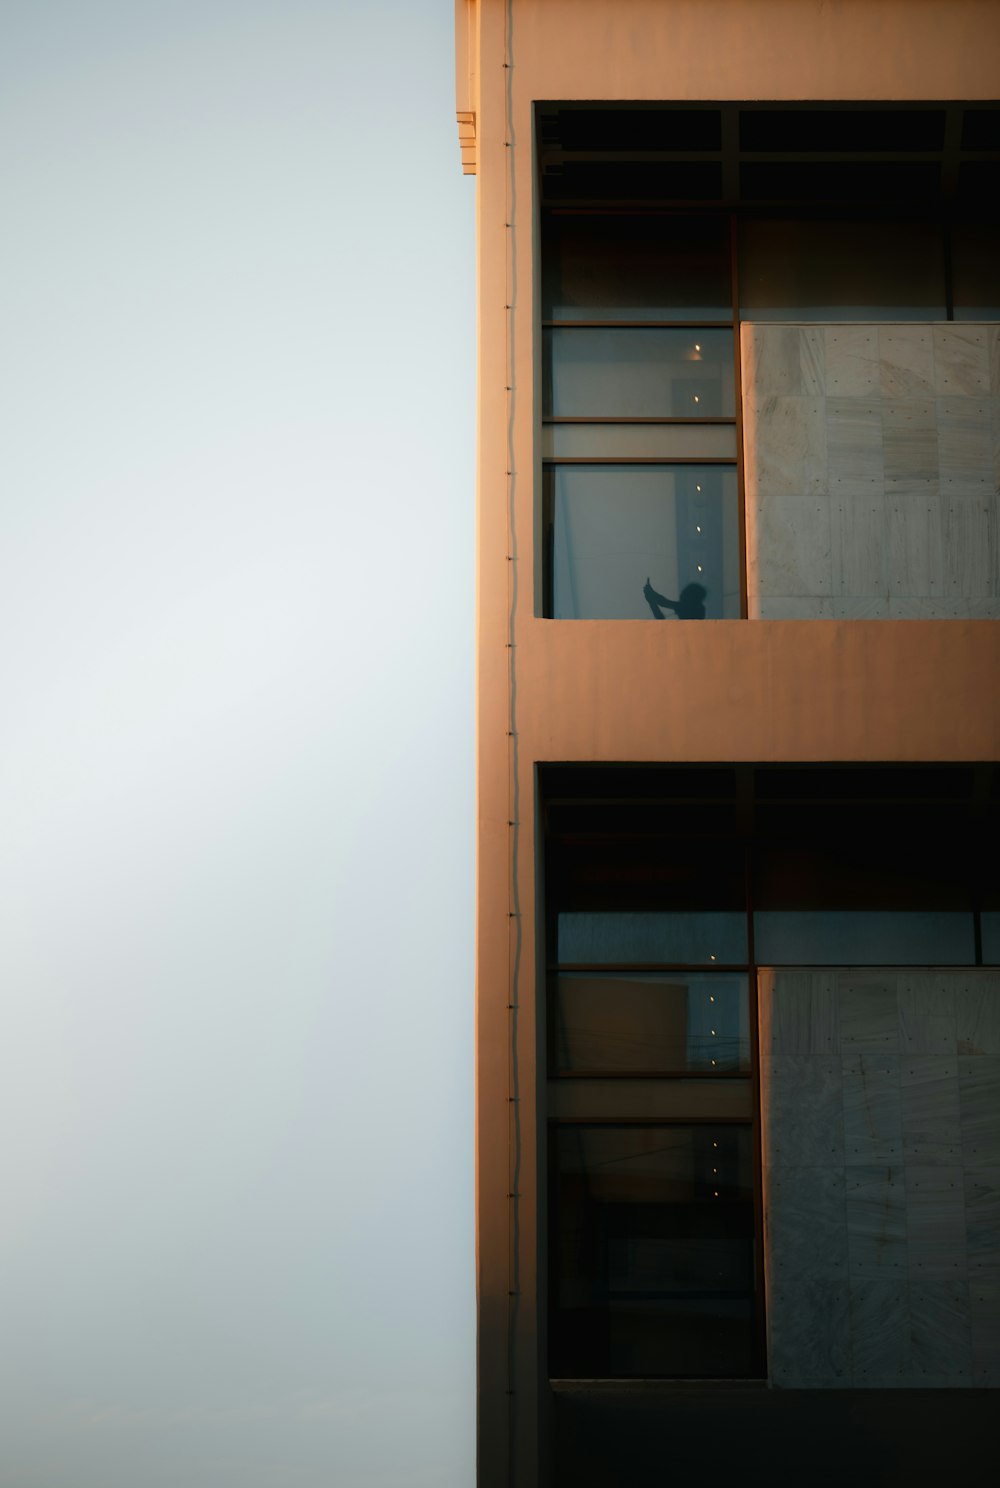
[761,969,1000,1386]
[744,324,1000,617]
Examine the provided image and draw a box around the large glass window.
[545,464,741,620]
[542,214,731,322]
[546,776,759,1380]
[544,327,735,418]
[549,1124,756,1379]
[543,763,998,1382]
[753,836,978,965]
[739,218,947,321]
[755,910,975,965]
[538,104,1000,622]
[952,222,1000,320]
[553,973,751,1075]
[557,913,747,967]
[542,210,740,621]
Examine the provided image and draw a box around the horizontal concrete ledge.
[511,618,1000,762]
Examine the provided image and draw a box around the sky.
[0,3,476,1485]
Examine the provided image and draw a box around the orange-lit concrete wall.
[463,4,1000,1483]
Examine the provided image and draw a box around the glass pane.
[754,839,976,964]
[542,214,732,322]
[982,913,1000,964]
[739,218,946,320]
[548,464,740,620]
[754,910,975,965]
[557,912,747,966]
[548,1078,753,1121]
[741,108,946,154]
[542,423,737,459]
[552,973,750,1072]
[952,223,1000,320]
[549,1124,756,1378]
[544,328,735,417]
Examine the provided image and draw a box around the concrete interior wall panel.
[759,968,1000,1387]
[742,325,1000,618]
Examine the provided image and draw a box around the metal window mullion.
[543,319,735,328]
[543,416,737,425]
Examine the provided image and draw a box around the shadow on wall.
[643,579,707,619]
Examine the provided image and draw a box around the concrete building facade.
[455,3,1000,1482]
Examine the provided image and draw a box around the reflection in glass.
[557,911,747,966]
[542,214,732,322]
[547,1078,753,1122]
[547,464,740,620]
[553,973,750,1073]
[982,913,1000,965]
[754,910,975,965]
[952,223,1000,319]
[544,328,734,418]
[549,1124,756,1378]
[753,835,976,968]
[740,218,946,320]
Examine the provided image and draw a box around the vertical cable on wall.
[501,0,521,1483]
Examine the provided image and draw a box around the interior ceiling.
[536,103,1000,212]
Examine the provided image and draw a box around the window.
[537,103,1000,620]
[549,1123,756,1378]
[543,763,999,1381]
[541,214,741,621]
[545,772,760,1379]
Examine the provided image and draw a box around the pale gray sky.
[0,3,475,1484]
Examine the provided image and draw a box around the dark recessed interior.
[537,102,1000,212]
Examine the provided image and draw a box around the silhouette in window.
[643,578,707,619]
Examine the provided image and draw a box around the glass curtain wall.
[541,216,742,621]
[544,764,998,1381]
[538,104,1000,619]
[546,791,760,1380]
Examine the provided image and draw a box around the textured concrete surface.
[743,324,1000,617]
[759,968,1000,1387]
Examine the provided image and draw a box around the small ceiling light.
[697,565,703,572]
[693,394,700,403]
[696,484,702,492]
[696,525,702,533]
[694,343,701,352]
